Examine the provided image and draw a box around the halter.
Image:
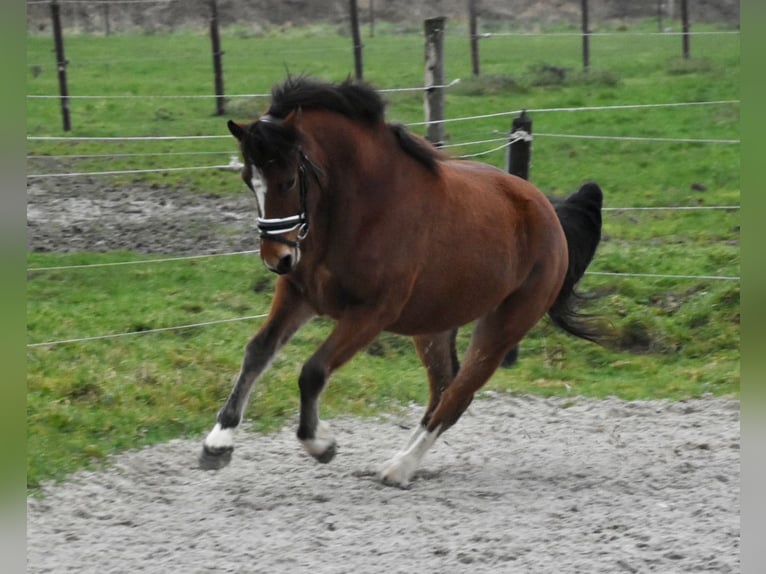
[256,150,318,249]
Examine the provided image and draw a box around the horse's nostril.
[276,254,293,274]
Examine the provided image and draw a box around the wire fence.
[26,98,740,176]
[25,130,740,177]
[27,263,741,349]
[26,13,740,350]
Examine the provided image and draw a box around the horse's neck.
[299,116,397,263]
[303,113,388,188]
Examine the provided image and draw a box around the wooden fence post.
[581,0,590,70]
[50,0,71,132]
[209,0,225,116]
[349,0,363,79]
[424,16,446,146]
[468,0,479,76]
[680,0,690,59]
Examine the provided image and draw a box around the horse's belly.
[387,274,514,335]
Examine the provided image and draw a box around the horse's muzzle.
[272,253,295,275]
[262,246,300,275]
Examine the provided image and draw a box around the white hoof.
[379,453,417,488]
[379,425,441,488]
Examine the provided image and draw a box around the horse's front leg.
[296,313,388,463]
[199,278,315,470]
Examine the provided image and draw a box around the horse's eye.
[283,177,297,192]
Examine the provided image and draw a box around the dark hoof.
[198,444,233,470]
[314,441,337,464]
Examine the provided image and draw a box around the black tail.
[548,182,603,343]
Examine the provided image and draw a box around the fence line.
[28,250,260,272]
[28,135,229,142]
[36,46,354,68]
[26,80,462,101]
[26,130,739,148]
[28,150,233,160]
[26,164,233,178]
[602,206,739,212]
[27,205,739,273]
[25,130,739,164]
[587,271,739,281]
[27,313,270,349]
[27,93,272,100]
[407,99,739,127]
[26,130,739,177]
[534,133,739,145]
[25,98,740,146]
[481,31,740,38]
[26,265,741,349]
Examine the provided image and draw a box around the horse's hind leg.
[415,330,460,426]
[391,330,458,453]
[380,286,556,487]
[199,279,315,470]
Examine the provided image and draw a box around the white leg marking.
[379,425,441,488]
[301,420,335,459]
[404,425,426,449]
[204,423,235,450]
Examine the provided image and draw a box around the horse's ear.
[227,120,247,141]
[283,107,303,129]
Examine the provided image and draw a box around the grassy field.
[26,21,740,490]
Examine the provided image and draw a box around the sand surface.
[28,394,740,573]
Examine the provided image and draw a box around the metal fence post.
[209,0,225,116]
[506,111,533,180]
[349,0,363,79]
[681,0,690,59]
[581,0,590,70]
[501,110,533,368]
[50,0,71,131]
[468,0,480,76]
[424,16,447,146]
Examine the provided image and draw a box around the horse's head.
[228,109,317,275]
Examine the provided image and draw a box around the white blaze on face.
[249,167,267,218]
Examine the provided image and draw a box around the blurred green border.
[1,2,27,572]
[13,2,757,573]
[740,1,764,571]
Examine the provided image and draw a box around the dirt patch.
[27,394,740,573]
[27,179,259,256]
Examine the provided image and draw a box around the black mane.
[241,76,439,173]
[267,76,386,125]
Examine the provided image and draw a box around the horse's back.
[441,159,548,206]
[437,159,564,248]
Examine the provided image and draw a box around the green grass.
[26,22,739,490]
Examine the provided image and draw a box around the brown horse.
[200,76,603,487]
